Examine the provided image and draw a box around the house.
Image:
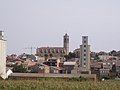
[99,68,110,78]
[43,58,60,67]
[98,54,110,61]
[6,57,25,70]
[63,61,77,74]
[30,63,50,73]
[90,62,102,75]
[18,53,37,61]
[115,61,120,77]
[50,66,64,74]
[91,61,113,78]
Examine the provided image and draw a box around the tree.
[64,55,70,60]
[44,54,48,57]
[69,52,76,58]
[109,50,117,56]
[94,54,100,60]
[64,52,76,60]
[12,64,27,73]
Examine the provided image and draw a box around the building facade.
[36,33,69,58]
[0,31,7,79]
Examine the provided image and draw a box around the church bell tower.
[63,33,69,55]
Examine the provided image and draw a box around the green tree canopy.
[12,64,27,73]
[64,52,76,60]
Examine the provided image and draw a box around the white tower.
[63,33,69,55]
[80,36,91,73]
[0,31,7,79]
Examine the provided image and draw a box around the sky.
[0,0,120,54]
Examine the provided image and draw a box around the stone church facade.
[36,33,69,58]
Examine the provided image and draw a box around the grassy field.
[0,78,120,90]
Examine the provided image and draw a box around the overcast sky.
[0,0,120,54]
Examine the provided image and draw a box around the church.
[36,33,69,58]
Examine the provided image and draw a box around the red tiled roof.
[27,62,37,67]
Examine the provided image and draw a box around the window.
[84,49,86,52]
[84,41,86,43]
[52,50,54,53]
[84,58,86,60]
[84,45,86,47]
[84,63,86,65]
[84,54,86,56]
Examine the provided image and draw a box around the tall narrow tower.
[0,31,7,79]
[80,36,90,73]
[63,33,69,55]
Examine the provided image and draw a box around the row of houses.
[6,54,79,74]
[7,53,120,79]
[91,60,120,79]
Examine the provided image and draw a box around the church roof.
[38,47,65,50]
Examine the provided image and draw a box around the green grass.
[0,78,120,90]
